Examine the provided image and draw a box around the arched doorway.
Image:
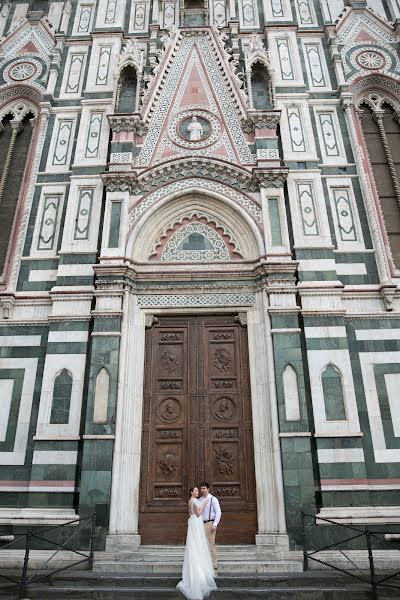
[130,192,261,544]
[106,185,288,551]
[139,314,257,544]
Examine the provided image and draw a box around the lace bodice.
[189,498,201,516]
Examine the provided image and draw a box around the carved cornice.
[0,294,15,319]
[135,159,259,193]
[253,168,288,188]
[242,110,281,132]
[380,284,398,311]
[102,172,137,192]
[103,160,287,193]
[107,114,148,135]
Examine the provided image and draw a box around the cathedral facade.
[0,0,400,556]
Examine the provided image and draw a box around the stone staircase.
[0,571,398,599]
[1,545,399,599]
[94,544,303,574]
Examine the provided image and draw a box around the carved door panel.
[139,316,257,545]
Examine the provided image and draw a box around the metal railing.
[0,512,96,599]
[301,510,400,600]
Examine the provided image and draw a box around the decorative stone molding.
[298,287,346,316]
[129,176,263,230]
[118,39,144,74]
[254,169,288,188]
[234,312,247,326]
[145,314,159,328]
[134,159,258,193]
[212,27,246,104]
[108,114,148,135]
[102,173,136,193]
[117,159,287,196]
[380,284,397,311]
[0,294,15,319]
[141,26,181,109]
[244,34,271,70]
[242,110,281,132]
[136,293,255,308]
[150,213,243,261]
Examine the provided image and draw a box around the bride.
[177,486,217,600]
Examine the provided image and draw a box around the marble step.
[93,559,302,574]
[93,545,302,573]
[1,585,382,599]
[8,572,378,587]
[0,572,397,599]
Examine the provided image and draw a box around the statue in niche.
[187,116,203,141]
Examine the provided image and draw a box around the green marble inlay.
[268,198,283,246]
[374,364,400,450]
[0,370,24,453]
[60,253,97,265]
[108,202,122,248]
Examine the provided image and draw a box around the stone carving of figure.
[187,116,203,141]
[1,2,10,18]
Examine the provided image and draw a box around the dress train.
[176,506,217,600]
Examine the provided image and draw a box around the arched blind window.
[116,66,137,113]
[322,364,346,421]
[251,63,272,110]
[50,369,73,425]
[359,101,400,268]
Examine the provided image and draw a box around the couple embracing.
[177,482,221,600]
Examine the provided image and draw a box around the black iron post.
[19,528,31,600]
[366,529,378,600]
[301,510,308,571]
[88,511,96,570]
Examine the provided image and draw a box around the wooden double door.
[139,315,257,544]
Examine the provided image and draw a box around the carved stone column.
[107,290,146,551]
[0,120,23,206]
[374,110,400,210]
[247,289,288,551]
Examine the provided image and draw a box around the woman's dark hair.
[189,486,197,497]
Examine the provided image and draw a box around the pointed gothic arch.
[116,65,138,113]
[149,213,243,261]
[321,364,347,421]
[250,61,273,110]
[127,187,263,262]
[50,368,73,425]
[0,96,39,282]
[352,78,400,270]
[244,34,275,110]
[114,39,143,114]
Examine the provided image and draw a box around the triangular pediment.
[336,8,396,46]
[1,18,55,64]
[334,10,400,83]
[137,30,253,167]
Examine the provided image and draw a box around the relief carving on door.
[139,316,257,544]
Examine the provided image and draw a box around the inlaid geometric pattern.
[138,32,253,166]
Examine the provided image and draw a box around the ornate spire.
[118,39,143,73]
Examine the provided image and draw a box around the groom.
[199,482,221,572]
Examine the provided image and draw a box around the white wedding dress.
[176,499,217,600]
